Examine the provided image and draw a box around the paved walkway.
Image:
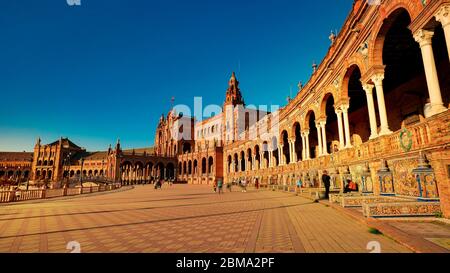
[0,185,411,253]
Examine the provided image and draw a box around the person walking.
[217,178,224,195]
[322,170,331,199]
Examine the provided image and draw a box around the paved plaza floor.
[0,185,413,253]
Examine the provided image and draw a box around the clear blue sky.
[0,0,352,152]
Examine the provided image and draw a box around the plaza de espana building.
[1,0,450,218]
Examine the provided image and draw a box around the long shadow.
[0,194,302,221]
[0,202,316,240]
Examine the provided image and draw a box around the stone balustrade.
[0,183,122,204]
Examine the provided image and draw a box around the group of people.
[213,177,262,194]
[214,173,359,198]
[153,177,174,190]
[295,171,359,199]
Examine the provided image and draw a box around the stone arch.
[233,153,239,172]
[193,159,198,175]
[201,158,207,174]
[281,130,290,164]
[227,155,232,173]
[292,122,302,162]
[208,156,214,174]
[166,162,175,179]
[246,148,253,171]
[342,64,363,99]
[254,145,260,169]
[240,151,245,172]
[369,1,423,67]
[262,141,270,167]
[343,55,367,81]
[320,92,336,118]
[304,109,318,130]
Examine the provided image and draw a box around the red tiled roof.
[0,152,33,162]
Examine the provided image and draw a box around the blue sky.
[0,0,352,152]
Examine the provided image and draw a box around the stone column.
[335,108,345,149]
[304,131,311,160]
[260,152,264,169]
[252,155,257,170]
[341,104,353,148]
[288,140,294,163]
[292,140,298,162]
[301,133,306,161]
[435,4,450,62]
[315,122,323,156]
[268,151,273,168]
[371,74,393,136]
[414,29,447,116]
[320,121,328,155]
[362,83,379,139]
[279,145,284,165]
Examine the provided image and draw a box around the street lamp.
[79,157,84,188]
[117,154,123,186]
[101,159,105,181]
[16,166,21,188]
[65,152,72,188]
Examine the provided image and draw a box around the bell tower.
[224,72,245,107]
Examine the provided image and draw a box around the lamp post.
[3,166,6,189]
[16,166,21,188]
[101,159,105,182]
[117,154,123,186]
[62,158,67,188]
[66,152,72,188]
[26,171,31,191]
[79,157,84,188]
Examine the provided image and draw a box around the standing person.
[296,177,303,195]
[213,180,218,193]
[217,178,224,194]
[322,170,331,199]
[241,178,247,193]
[255,177,259,190]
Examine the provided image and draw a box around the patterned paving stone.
[0,185,411,253]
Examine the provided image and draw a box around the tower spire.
[224,72,244,107]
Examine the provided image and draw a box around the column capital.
[302,130,310,136]
[334,107,342,114]
[371,73,384,86]
[340,104,350,112]
[435,4,450,28]
[362,83,375,94]
[414,29,435,47]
